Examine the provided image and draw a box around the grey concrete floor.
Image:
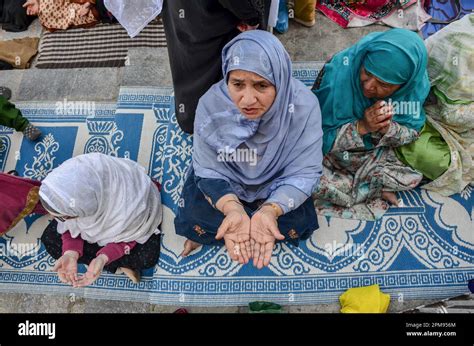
[0,13,437,313]
[0,292,437,313]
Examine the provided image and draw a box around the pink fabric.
[61,231,84,257]
[317,0,417,28]
[152,180,162,192]
[33,199,48,215]
[350,0,395,17]
[0,173,47,234]
[61,230,137,265]
[318,5,350,28]
[96,241,137,264]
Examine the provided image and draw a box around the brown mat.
[0,37,39,69]
[35,21,166,69]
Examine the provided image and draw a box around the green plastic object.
[248,301,283,313]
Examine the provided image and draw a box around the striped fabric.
[35,21,166,69]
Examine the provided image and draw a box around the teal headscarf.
[313,29,430,154]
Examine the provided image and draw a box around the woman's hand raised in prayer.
[23,0,40,16]
[250,204,285,269]
[74,254,109,288]
[358,100,393,135]
[215,195,251,264]
[53,250,79,286]
[77,2,92,17]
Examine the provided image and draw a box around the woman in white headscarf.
[39,153,162,287]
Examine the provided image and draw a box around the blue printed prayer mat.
[0,62,472,306]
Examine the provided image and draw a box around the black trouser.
[95,0,117,23]
[161,0,270,134]
[41,220,161,273]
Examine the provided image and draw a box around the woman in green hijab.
[312,29,431,220]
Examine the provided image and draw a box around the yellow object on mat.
[339,284,390,313]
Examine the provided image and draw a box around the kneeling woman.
[174,30,323,269]
[40,153,162,287]
[312,29,430,220]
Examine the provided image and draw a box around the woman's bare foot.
[117,267,140,283]
[382,191,399,206]
[180,239,201,257]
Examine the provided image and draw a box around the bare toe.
[118,267,140,283]
[180,239,201,257]
[382,191,399,206]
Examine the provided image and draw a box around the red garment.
[61,231,85,257]
[96,241,137,264]
[61,231,137,265]
[0,173,47,235]
[317,0,416,28]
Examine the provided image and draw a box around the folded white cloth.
[104,0,163,38]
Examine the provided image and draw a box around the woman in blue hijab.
[174,30,323,269]
[312,29,430,220]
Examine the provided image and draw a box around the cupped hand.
[74,254,108,288]
[250,206,284,269]
[216,209,251,264]
[52,250,79,285]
